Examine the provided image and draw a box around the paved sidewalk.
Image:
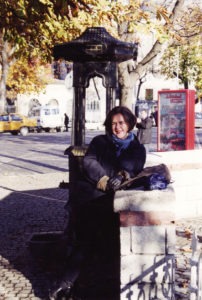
[0,168,202,299]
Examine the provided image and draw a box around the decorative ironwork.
[53,27,138,63]
[120,255,175,299]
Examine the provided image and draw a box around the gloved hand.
[107,174,123,191]
[118,170,130,181]
[97,175,110,191]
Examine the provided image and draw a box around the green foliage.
[160,43,202,87]
[0,0,172,59]
[0,0,176,99]
[160,5,202,98]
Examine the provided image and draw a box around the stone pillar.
[114,186,176,300]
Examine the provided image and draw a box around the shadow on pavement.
[0,186,120,300]
[0,153,68,174]
[0,187,68,299]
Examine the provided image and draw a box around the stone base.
[114,184,176,299]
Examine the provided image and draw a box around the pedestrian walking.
[64,113,69,131]
[136,109,153,153]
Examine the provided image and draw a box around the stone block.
[120,227,131,255]
[119,225,176,255]
[119,210,175,227]
[121,254,175,285]
[114,186,175,215]
[130,225,176,254]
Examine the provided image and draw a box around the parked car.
[195,112,202,128]
[0,113,37,136]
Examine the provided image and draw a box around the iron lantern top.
[53,27,138,62]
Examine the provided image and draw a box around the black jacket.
[73,134,146,206]
[136,117,153,144]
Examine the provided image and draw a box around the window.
[2,115,9,121]
[51,108,59,115]
[86,100,99,112]
[32,110,40,117]
[145,89,153,101]
[44,109,51,115]
[11,114,22,121]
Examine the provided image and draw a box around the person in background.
[64,113,69,132]
[49,106,146,300]
[136,109,153,153]
[151,106,158,127]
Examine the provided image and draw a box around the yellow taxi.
[0,113,37,136]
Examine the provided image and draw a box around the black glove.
[107,175,123,191]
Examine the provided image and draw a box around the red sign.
[158,90,195,151]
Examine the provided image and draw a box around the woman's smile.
[112,113,129,139]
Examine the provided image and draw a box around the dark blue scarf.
[112,132,134,157]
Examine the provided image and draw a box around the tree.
[6,57,52,100]
[160,5,202,98]
[160,42,202,91]
[0,0,191,112]
[118,0,191,108]
[0,0,94,112]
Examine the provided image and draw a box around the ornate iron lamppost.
[53,26,138,146]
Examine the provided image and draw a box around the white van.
[30,106,64,132]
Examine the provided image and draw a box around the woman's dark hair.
[104,106,137,135]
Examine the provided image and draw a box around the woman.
[83,105,146,195]
[50,106,146,300]
[72,106,146,250]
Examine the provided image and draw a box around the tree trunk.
[118,59,137,110]
[118,0,186,110]
[184,79,189,89]
[0,39,9,113]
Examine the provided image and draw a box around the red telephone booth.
[157,89,195,151]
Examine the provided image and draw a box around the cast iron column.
[72,87,86,146]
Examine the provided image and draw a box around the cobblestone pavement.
[0,171,202,299]
[0,172,69,300]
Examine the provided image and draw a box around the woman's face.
[111,113,129,139]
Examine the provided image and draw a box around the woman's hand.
[96,175,110,191]
[96,172,129,192]
[118,170,130,181]
[107,174,123,191]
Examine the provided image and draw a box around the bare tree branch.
[135,0,186,76]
